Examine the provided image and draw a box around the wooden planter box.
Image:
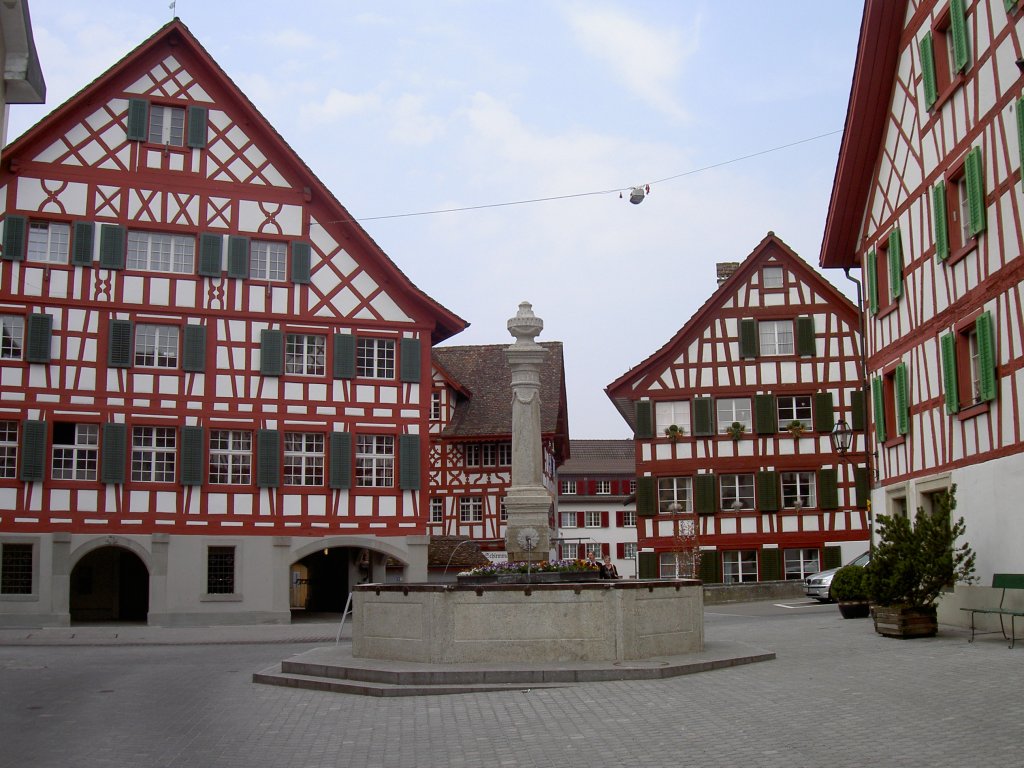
[838,600,871,619]
[873,605,938,638]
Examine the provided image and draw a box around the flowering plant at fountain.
[459,558,599,577]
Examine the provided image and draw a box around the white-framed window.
[584,511,602,528]
[148,104,185,146]
[561,480,577,495]
[51,422,99,481]
[1,542,34,595]
[27,221,70,264]
[459,496,483,523]
[0,421,16,479]
[249,240,287,282]
[596,480,611,495]
[781,471,816,509]
[131,426,176,483]
[560,511,577,528]
[430,391,442,421]
[356,338,395,379]
[629,479,637,494]
[429,497,444,524]
[355,435,394,487]
[562,542,579,560]
[762,266,784,288]
[721,473,755,511]
[497,443,512,465]
[285,334,326,376]
[658,476,692,513]
[655,400,691,436]
[659,551,686,578]
[127,230,194,274]
[722,550,759,583]
[759,320,794,356]
[622,511,636,528]
[206,545,235,595]
[623,542,637,561]
[0,315,24,360]
[134,324,179,369]
[284,432,324,486]
[208,430,252,485]
[585,543,602,559]
[499,500,508,522]
[464,444,481,466]
[777,395,813,430]
[716,398,751,432]
[482,444,497,467]
[784,548,821,580]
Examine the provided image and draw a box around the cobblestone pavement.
[0,603,1019,768]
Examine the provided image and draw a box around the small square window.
[758,320,794,356]
[27,222,70,264]
[762,266,783,288]
[148,105,185,146]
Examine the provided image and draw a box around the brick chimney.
[716,262,740,285]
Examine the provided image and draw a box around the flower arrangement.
[664,424,685,441]
[459,558,599,577]
[726,421,746,440]
[785,420,807,437]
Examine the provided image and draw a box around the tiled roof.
[427,536,490,569]
[560,439,635,475]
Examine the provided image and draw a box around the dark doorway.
[291,548,350,616]
[69,546,149,623]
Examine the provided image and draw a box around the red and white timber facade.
[427,343,569,565]
[0,21,466,626]
[607,234,869,584]
[820,1,1024,617]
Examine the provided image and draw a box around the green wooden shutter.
[933,181,949,261]
[329,432,352,490]
[182,324,206,373]
[694,473,717,514]
[757,470,778,511]
[976,311,997,402]
[1018,97,1024,192]
[872,376,887,443]
[98,224,126,269]
[950,0,969,73]
[2,215,26,261]
[24,313,52,363]
[636,476,656,517]
[692,397,714,437]
[256,429,280,488]
[186,105,208,148]
[227,236,249,278]
[108,319,133,368]
[866,249,879,315]
[290,242,311,284]
[1008,0,1020,13]
[822,546,843,570]
[260,329,283,376]
[399,434,420,490]
[698,550,720,583]
[920,32,938,109]
[760,549,782,581]
[940,332,959,413]
[796,315,816,356]
[19,420,46,482]
[100,423,127,484]
[71,221,95,266]
[634,400,653,439]
[180,425,204,486]
[637,552,658,579]
[965,146,986,236]
[399,338,421,383]
[818,468,839,510]
[754,394,776,435]
[739,318,759,358]
[198,233,222,277]
[854,466,870,509]
[813,392,834,433]
[888,229,903,299]
[126,98,149,141]
[894,363,909,436]
[333,333,355,379]
[850,388,866,431]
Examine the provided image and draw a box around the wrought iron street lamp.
[830,419,855,456]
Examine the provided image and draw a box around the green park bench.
[960,573,1024,648]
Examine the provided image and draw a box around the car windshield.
[850,552,870,567]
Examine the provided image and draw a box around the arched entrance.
[69,546,149,623]
[290,547,352,616]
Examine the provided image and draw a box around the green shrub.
[831,564,867,601]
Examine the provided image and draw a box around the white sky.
[10,0,866,439]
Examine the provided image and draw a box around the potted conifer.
[831,564,870,618]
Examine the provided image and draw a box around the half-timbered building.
[428,343,569,561]
[820,0,1024,620]
[0,20,467,625]
[606,234,868,583]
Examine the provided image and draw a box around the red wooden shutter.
[616,511,623,527]
[617,543,625,558]
[602,543,610,557]
[602,512,609,527]
[576,512,584,527]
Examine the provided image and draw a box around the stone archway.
[69,546,149,622]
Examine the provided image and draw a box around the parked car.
[805,551,870,602]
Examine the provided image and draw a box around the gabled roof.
[559,440,634,476]
[606,232,859,430]
[1,19,467,344]
[432,341,570,462]
[819,0,909,269]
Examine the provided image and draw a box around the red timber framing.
[607,233,868,583]
[819,0,1024,583]
[0,20,467,539]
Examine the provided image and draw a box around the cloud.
[264,29,317,50]
[563,4,696,122]
[387,94,446,146]
[299,89,382,125]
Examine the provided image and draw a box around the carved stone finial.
[507,301,543,345]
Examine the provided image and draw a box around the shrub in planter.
[831,564,870,618]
